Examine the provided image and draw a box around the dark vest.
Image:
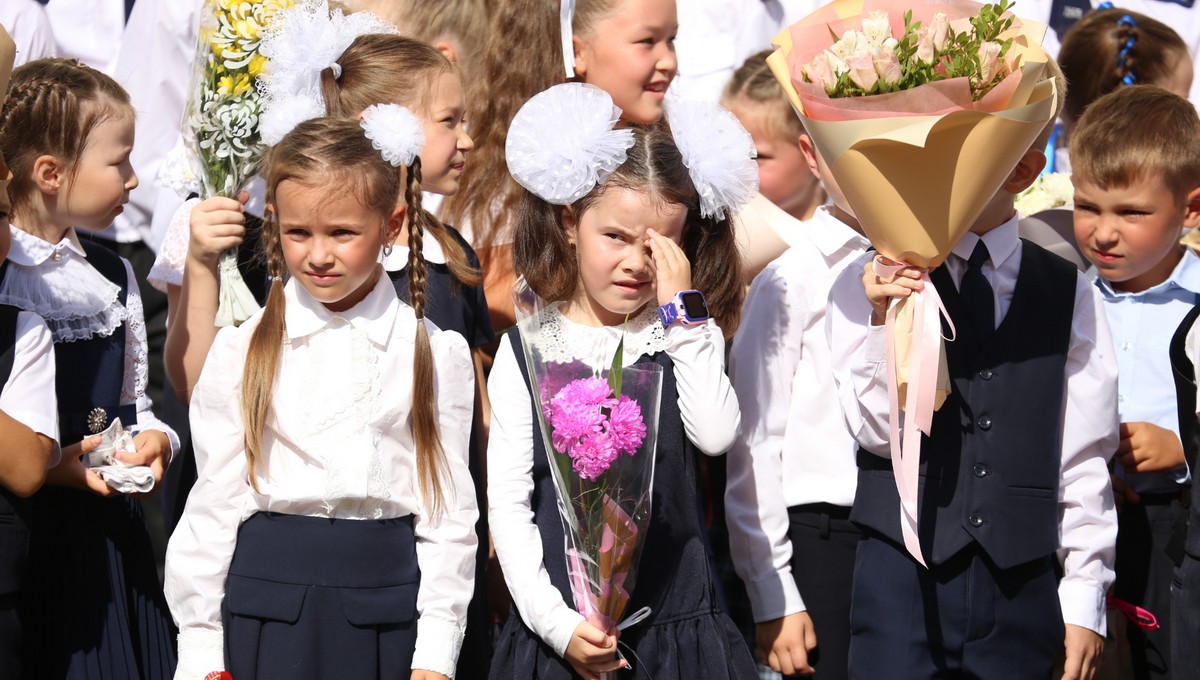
[0,305,29,594]
[1169,302,1200,560]
[851,241,1078,568]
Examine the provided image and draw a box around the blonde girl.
[0,57,178,679]
[165,115,477,680]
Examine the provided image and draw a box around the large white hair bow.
[665,98,759,220]
[506,83,635,205]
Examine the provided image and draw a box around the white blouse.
[0,312,59,464]
[486,305,739,656]
[165,274,478,679]
[0,226,179,454]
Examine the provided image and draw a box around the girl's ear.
[560,205,579,245]
[31,155,63,195]
[571,34,589,79]
[387,204,407,245]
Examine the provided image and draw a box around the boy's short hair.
[1069,85,1200,201]
[721,50,806,141]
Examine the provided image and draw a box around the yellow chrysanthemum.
[247,53,267,77]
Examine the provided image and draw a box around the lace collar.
[524,303,667,366]
[0,226,126,342]
[283,269,407,346]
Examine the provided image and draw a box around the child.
[487,83,753,680]
[0,57,179,678]
[1054,7,1190,173]
[826,81,1119,679]
[725,128,867,678]
[721,51,824,224]
[1070,85,1200,680]
[443,0,679,336]
[165,115,479,680]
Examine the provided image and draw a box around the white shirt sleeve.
[1,312,59,465]
[666,319,740,455]
[411,326,481,677]
[1,0,59,65]
[725,268,806,621]
[164,325,256,679]
[486,337,585,657]
[1056,276,1119,635]
[119,259,180,459]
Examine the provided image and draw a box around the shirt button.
[978,368,994,380]
[969,514,985,527]
[977,415,992,431]
[51,250,63,262]
[1122,342,1132,352]
[973,464,990,478]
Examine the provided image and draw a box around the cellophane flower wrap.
[183,0,293,326]
[513,278,663,646]
[768,0,1058,566]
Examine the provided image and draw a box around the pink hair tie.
[1106,594,1160,631]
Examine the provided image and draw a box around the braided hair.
[0,58,132,220]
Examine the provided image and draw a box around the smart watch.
[657,290,710,327]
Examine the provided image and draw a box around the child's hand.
[1110,473,1141,509]
[409,672,450,680]
[861,259,924,326]
[564,620,625,680]
[1117,422,1186,474]
[117,430,171,490]
[1061,623,1103,680]
[755,611,817,676]
[45,435,117,497]
[187,193,248,268]
[645,228,693,307]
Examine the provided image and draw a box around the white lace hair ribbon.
[360,104,424,167]
[258,0,398,145]
[506,83,635,205]
[665,98,760,220]
[560,0,576,78]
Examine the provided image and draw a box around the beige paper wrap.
[0,27,15,199]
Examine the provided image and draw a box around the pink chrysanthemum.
[571,432,620,481]
[606,396,646,455]
[546,376,648,480]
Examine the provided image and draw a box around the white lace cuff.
[412,615,466,679]
[148,197,200,293]
[174,628,225,680]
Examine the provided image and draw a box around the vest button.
[969,514,985,527]
[979,368,994,380]
[973,464,990,478]
[977,415,992,430]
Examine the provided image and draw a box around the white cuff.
[864,323,888,364]
[1058,581,1107,636]
[174,628,225,680]
[746,572,806,623]
[546,605,587,658]
[413,615,465,679]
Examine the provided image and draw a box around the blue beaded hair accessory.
[1097,2,1138,85]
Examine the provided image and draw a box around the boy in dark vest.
[0,27,59,680]
[1071,86,1200,680]
[827,68,1119,679]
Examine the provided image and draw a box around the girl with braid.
[0,58,179,679]
[164,114,478,680]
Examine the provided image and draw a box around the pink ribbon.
[1106,594,1160,631]
[874,255,954,568]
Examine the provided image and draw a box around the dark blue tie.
[959,241,995,343]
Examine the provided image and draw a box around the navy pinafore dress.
[0,305,32,679]
[489,331,757,680]
[16,241,176,679]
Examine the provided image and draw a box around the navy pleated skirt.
[19,487,177,679]
[222,512,421,680]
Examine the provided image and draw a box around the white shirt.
[1010,0,1200,108]
[827,217,1119,635]
[103,0,200,246]
[487,306,739,656]
[40,0,126,73]
[165,274,478,679]
[0,311,59,466]
[0,0,58,66]
[1092,250,1200,494]
[725,207,869,623]
[2,226,179,454]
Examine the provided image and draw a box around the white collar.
[7,225,88,266]
[526,303,667,366]
[805,206,871,259]
[951,215,1020,268]
[283,269,406,347]
[382,226,447,271]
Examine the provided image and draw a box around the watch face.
[680,291,709,319]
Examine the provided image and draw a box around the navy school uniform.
[488,330,757,680]
[1168,302,1200,680]
[388,224,495,680]
[845,240,1113,679]
[12,239,176,679]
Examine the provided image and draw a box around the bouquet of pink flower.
[513,279,663,651]
[768,0,1058,566]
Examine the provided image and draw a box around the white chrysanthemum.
[506,83,635,205]
[159,142,202,198]
[1014,171,1074,217]
[360,104,424,167]
[665,98,759,219]
[257,0,397,144]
